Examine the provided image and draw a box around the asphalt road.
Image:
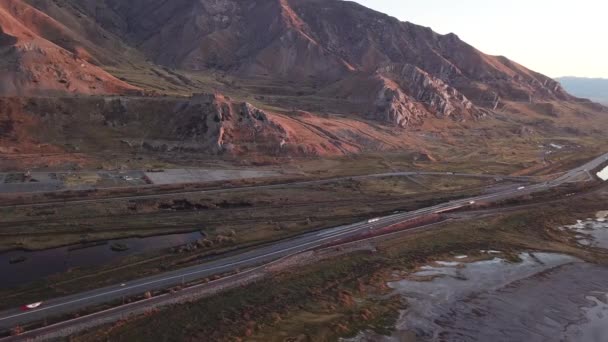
[0,152,606,333]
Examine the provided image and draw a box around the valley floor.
[0,151,606,340]
[71,183,608,341]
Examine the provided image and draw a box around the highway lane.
[0,152,606,332]
[0,171,533,209]
[0,220,382,330]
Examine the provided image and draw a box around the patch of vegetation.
[0,175,486,253]
[75,254,402,341]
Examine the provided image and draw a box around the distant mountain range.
[556,77,608,104]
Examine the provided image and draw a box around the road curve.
[0,152,606,334]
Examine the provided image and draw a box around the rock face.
[371,64,484,127]
[4,93,455,160]
[0,94,290,157]
[83,93,290,155]
[373,75,426,128]
[185,93,289,154]
[380,65,478,119]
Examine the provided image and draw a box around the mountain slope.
[37,0,577,126]
[290,0,572,103]
[1,0,606,169]
[0,0,140,95]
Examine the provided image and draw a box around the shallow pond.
[0,231,202,289]
[564,213,608,248]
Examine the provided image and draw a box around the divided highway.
[0,152,606,334]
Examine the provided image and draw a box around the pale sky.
[352,0,608,78]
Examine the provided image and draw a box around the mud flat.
[564,213,608,248]
[350,252,608,342]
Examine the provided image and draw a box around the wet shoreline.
[349,211,608,342]
[351,253,608,342]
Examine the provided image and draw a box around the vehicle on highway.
[21,302,43,311]
[367,218,380,223]
[517,186,526,190]
[469,201,476,205]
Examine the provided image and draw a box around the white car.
[21,302,43,311]
[517,186,526,190]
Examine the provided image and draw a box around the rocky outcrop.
[100,93,291,154]
[6,92,449,163]
[369,64,484,127]
[344,64,485,128]
[380,64,478,119]
[373,76,426,128]
[187,93,289,153]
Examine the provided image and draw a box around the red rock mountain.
[0,0,575,102]
[1,0,604,165]
[0,0,140,95]
[68,0,571,101]
[3,0,576,120]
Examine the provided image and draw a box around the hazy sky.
[353,0,608,78]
